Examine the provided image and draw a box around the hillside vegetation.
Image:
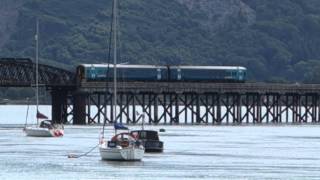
[1,0,320,83]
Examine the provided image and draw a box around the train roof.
[170,66,247,70]
[78,64,247,70]
[78,64,166,69]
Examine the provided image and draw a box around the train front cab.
[229,68,246,82]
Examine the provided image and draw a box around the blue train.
[76,64,247,82]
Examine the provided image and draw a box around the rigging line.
[117,0,121,58]
[118,0,126,90]
[102,0,116,137]
[35,18,39,126]
[107,0,115,64]
[67,144,99,159]
[113,0,118,127]
[114,0,123,122]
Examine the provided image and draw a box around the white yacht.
[24,19,64,138]
[100,131,144,161]
[99,0,144,161]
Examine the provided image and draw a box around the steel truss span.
[0,58,75,87]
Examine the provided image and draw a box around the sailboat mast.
[113,0,118,124]
[35,19,39,125]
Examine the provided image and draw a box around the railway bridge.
[2,58,320,125]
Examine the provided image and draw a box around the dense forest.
[1,0,320,84]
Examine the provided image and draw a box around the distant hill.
[1,0,320,83]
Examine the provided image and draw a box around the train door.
[157,68,161,80]
[90,65,96,80]
[229,70,236,80]
[238,70,244,81]
[177,68,182,80]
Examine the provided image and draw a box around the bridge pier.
[73,93,86,125]
[51,90,68,124]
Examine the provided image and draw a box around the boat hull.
[99,146,144,161]
[24,127,64,137]
[143,140,164,152]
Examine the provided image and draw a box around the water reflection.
[100,160,145,167]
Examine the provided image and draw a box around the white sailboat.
[99,124,144,161]
[23,19,64,137]
[99,0,144,161]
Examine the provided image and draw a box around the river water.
[1,106,320,179]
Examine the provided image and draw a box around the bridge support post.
[51,90,68,124]
[73,93,87,125]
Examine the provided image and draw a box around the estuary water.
[1,106,320,179]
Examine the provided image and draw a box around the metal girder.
[0,58,75,87]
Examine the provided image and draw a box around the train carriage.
[169,66,247,82]
[77,64,168,82]
[77,64,247,83]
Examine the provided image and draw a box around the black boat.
[130,130,163,152]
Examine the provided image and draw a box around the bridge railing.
[79,81,320,94]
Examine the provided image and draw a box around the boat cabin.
[39,120,53,129]
[108,133,141,148]
[131,130,160,141]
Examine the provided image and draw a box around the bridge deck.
[79,82,320,94]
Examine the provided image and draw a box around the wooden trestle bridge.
[2,58,320,125]
[76,82,320,125]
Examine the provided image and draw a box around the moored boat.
[99,0,144,161]
[99,132,144,161]
[131,130,163,152]
[24,120,64,137]
[23,19,64,138]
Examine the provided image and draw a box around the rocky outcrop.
[176,0,256,31]
[0,0,25,49]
